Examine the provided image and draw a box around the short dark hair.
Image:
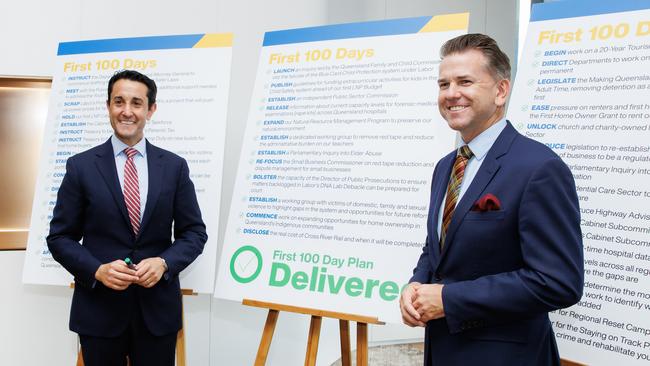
[440,33,511,80]
[107,70,157,108]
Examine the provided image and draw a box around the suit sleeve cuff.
[442,283,488,334]
[442,283,466,334]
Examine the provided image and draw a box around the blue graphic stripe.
[57,34,204,55]
[263,16,431,46]
[532,0,650,22]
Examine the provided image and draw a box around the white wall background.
[0,1,517,365]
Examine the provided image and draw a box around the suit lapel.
[94,139,132,231]
[428,153,455,264]
[139,140,163,237]
[437,122,518,263]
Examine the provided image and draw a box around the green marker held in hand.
[124,257,136,270]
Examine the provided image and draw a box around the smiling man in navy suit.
[48,70,207,366]
[399,34,584,365]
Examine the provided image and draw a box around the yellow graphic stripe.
[194,33,233,48]
[418,13,469,33]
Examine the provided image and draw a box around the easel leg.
[339,320,351,366]
[176,294,187,366]
[76,349,84,366]
[356,322,368,366]
[176,328,186,366]
[304,316,322,366]
[255,309,280,366]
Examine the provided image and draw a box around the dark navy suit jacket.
[47,138,207,337]
[411,122,583,365]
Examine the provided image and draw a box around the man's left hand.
[413,284,445,322]
[135,257,167,288]
[400,282,426,327]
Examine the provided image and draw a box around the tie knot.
[458,145,473,160]
[124,147,138,159]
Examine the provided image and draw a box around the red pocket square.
[472,193,501,212]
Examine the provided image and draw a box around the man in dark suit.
[48,70,207,366]
[399,34,583,365]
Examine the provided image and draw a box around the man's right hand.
[95,260,139,290]
[400,282,426,327]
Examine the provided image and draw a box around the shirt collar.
[111,135,147,158]
[466,118,507,162]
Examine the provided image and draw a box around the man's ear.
[146,103,157,120]
[495,78,510,107]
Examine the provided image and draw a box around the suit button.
[433,274,442,282]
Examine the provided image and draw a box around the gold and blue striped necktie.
[440,145,473,250]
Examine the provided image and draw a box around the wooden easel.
[243,299,385,366]
[175,289,197,366]
[73,285,196,366]
[561,359,586,366]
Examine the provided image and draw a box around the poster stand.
[243,299,384,366]
[73,285,196,366]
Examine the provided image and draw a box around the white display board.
[23,33,233,293]
[214,14,468,323]
[508,1,650,364]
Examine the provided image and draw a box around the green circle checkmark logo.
[230,245,263,284]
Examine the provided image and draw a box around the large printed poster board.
[508,1,650,364]
[23,34,233,293]
[214,15,468,323]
